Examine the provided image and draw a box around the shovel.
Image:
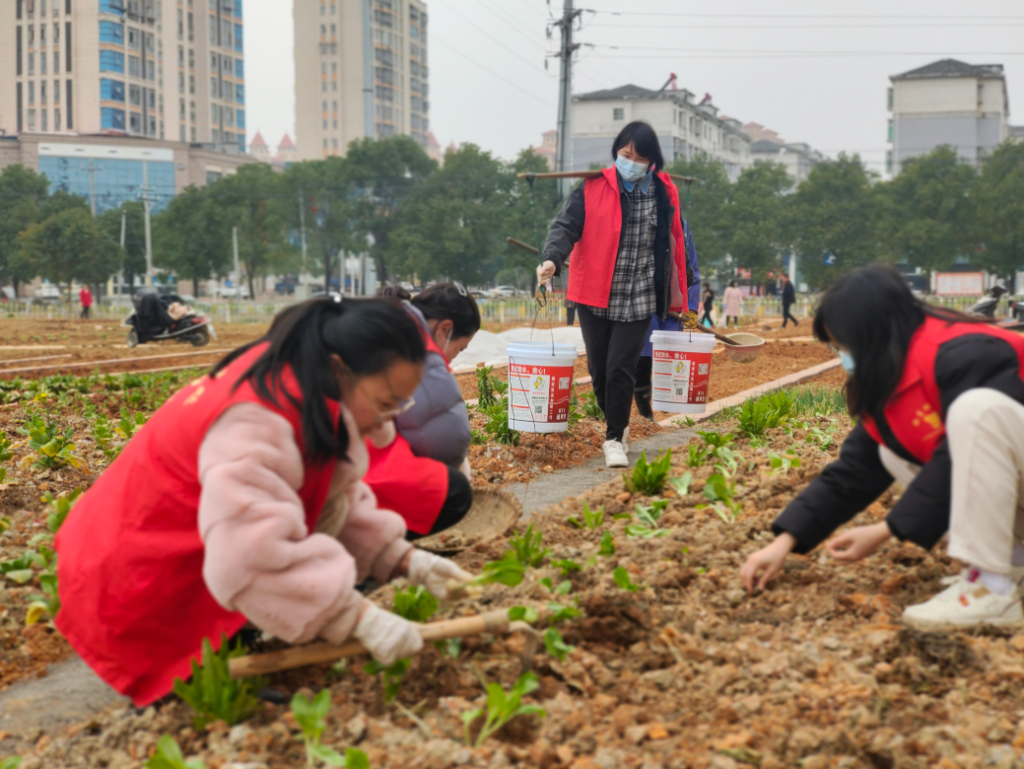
[228,610,541,679]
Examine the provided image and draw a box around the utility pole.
[298,190,308,263]
[553,0,582,200]
[140,161,155,290]
[81,159,101,216]
[232,226,241,282]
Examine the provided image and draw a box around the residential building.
[249,129,270,161]
[0,0,247,152]
[293,0,430,160]
[531,129,557,169]
[749,140,823,184]
[887,59,1013,174]
[572,84,752,181]
[741,122,783,145]
[425,130,441,164]
[274,132,295,163]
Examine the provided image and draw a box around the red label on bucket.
[652,348,712,404]
[509,363,574,423]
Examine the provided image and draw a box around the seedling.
[392,585,439,623]
[0,517,10,535]
[1,552,39,584]
[461,671,546,747]
[551,559,582,576]
[686,443,713,468]
[768,449,802,473]
[116,407,148,441]
[18,410,82,470]
[700,473,743,523]
[625,500,670,538]
[568,502,605,531]
[508,606,539,623]
[91,414,118,461]
[0,435,13,485]
[598,530,616,556]
[475,365,499,408]
[579,390,604,419]
[540,577,572,596]
[363,658,410,703]
[668,473,693,496]
[172,636,265,730]
[546,601,582,624]
[291,689,370,768]
[508,525,550,568]
[42,487,82,535]
[469,556,526,587]
[806,423,837,451]
[144,736,206,769]
[696,430,735,454]
[482,400,520,446]
[543,628,576,661]
[613,567,640,593]
[713,447,741,478]
[623,450,672,495]
[738,391,793,436]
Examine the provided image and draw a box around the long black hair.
[611,121,666,172]
[380,282,481,339]
[211,298,425,463]
[813,263,985,419]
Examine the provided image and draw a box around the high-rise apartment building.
[0,0,246,152]
[294,0,429,160]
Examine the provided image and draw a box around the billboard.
[935,272,984,296]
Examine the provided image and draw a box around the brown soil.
[12,412,1024,769]
[803,364,849,389]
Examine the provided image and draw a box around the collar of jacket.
[620,168,654,194]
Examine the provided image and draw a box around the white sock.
[974,568,1015,596]
[1012,541,1024,567]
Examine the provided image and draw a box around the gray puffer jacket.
[394,303,472,467]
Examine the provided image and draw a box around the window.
[178,71,184,91]
[613,108,624,120]
[224,108,234,127]
[235,83,244,103]
[887,119,894,142]
[27,110,36,131]
[332,99,337,110]
[187,11,193,41]
[145,32,154,53]
[129,112,141,132]
[28,25,34,45]
[331,62,336,72]
[321,61,326,73]
[234,0,243,18]
[41,109,47,131]
[331,81,336,91]
[99,0,125,13]
[40,24,46,44]
[53,22,58,42]
[101,107,126,129]
[28,81,35,105]
[129,84,141,105]
[234,58,244,78]
[887,87,893,111]
[209,19,216,45]
[41,52,47,74]
[222,56,232,74]
[189,48,195,69]
[236,109,245,129]
[322,119,328,129]
[55,108,60,130]
[234,23,242,52]
[99,21,124,44]
[146,59,155,80]
[177,9,183,39]
[54,79,59,102]
[886,150,894,174]
[28,53,35,75]
[40,81,47,103]
[221,19,232,47]
[149,115,156,135]
[53,51,59,73]
[100,50,124,72]
[100,78,125,101]
[128,54,140,76]
[322,82,327,92]
[330,23,335,34]
[128,27,140,49]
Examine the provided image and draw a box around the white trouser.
[880,388,1024,576]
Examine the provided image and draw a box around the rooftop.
[891,58,1005,82]
[250,131,267,148]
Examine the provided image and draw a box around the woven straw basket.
[415,488,522,553]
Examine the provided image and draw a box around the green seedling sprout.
[1,758,24,769]
[613,567,640,593]
[700,473,743,523]
[366,586,439,703]
[551,559,581,576]
[598,531,616,556]
[768,449,802,473]
[469,556,526,587]
[668,473,693,496]
[291,689,370,768]
[540,577,571,596]
[713,447,741,478]
[546,601,582,624]
[686,443,713,468]
[623,449,672,495]
[461,671,546,747]
[508,524,550,567]
[624,500,670,538]
[568,502,605,531]
[144,736,206,769]
[172,635,265,730]
[543,628,576,661]
[507,606,539,623]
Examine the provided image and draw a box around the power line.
[584,22,1024,29]
[431,0,552,78]
[587,11,1024,19]
[474,0,547,51]
[589,51,1024,59]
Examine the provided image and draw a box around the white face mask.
[438,326,454,359]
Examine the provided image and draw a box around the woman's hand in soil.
[826,522,892,564]
[352,602,424,666]
[537,260,556,283]
[408,550,475,600]
[741,532,797,593]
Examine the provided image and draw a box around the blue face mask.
[838,350,855,374]
[615,154,649,182]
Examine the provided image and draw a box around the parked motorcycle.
[123,293,217,348]
[968,284,1009,318]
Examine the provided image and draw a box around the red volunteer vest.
[54,346,339,706]
[364,333,451,534]
[862,316,1024,463]
[567,167,688,313]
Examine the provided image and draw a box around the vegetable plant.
[1,757,23,769]
[462,672,547,747]
[701,473,743,523]
[696,430,735,454]
[144,736,206,769]
[686,443,712,468]
[0,435,13,485]
[116,407,147,441]
[613,567,640,593]
[508,606,539,623]
[806,423,837,451]
[540,577,571,596]
[668,473,693,496]
[508,524,550,568]
[623,449,673,495]
[579,390,604,420]
[481,400,520,447]
[769,449,802,473]
[543,628,575,661]
[568,502,605,531]
[625,500,669,538]
[598,530,616,556]
[713,447,741,478]
[475,365,499,408]
[365,586,438,702]
[551,558,581,576]
[469,555,526,587]
[42,488,82,535]
[546,601,581,624]
[738,391,793,436]
[172,636,265,730]
[291,690,370,768]
[18,409,82,470]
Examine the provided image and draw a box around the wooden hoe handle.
[228,610,512,679]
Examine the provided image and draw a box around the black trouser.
[701,307,713,326]
[577,305,650,441]
[782,302,799,327]
[405,466,473,541]
[634,355,655,420]
[81,306,90,319]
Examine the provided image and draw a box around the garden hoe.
[228,610,542,679]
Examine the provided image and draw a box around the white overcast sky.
[245,0,1024,173]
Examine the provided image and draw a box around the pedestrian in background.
[723,281,742,328]
[79,285,93,320]
[701,283,715,327]
[781,274,799,328]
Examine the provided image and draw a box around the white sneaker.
[622,427,630,455]
[603,440,629,468]
[903,573,1024,629]
[940,566,1024,587]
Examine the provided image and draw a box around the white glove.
[352,602,423,666]
[408,549,475,601]
[459,456,472,481]
[536,260,556,283]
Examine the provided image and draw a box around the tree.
[154,186,231,297]
[879,146,976,276]
[726,163,791,283]
[971,141,1024,282]
[502,149,560,287]
[98,201,148,296]
[665,156,732,267]
[784,155,883,288]
[19,208,121,299]
[0,165,50,294]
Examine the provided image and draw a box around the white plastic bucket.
[506,341,579,433]
[651,331,718,414]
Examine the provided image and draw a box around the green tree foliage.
[154,186,231,297]
[19,207,121,298]
[727,163,791,283]
[972,141,1024,280]
[98,201,148,295]
[0,165,50,293]
[666,155,732,265]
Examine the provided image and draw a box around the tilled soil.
[10,414,1024,769]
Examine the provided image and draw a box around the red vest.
[54,346,339,706]
[862,316,1024,463]
[364,333,450,534]
[567,168,688,313]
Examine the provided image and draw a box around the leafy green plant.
[686,443,712,468]
[546,601,582,624]
[172,636,265,730]
[475,365,499,408]
[540,577,571,595]
[769,449,802,473]
[0,435,13,485]
[625,499,670,538]
[42,487,82,535]
[613,567,640,593]
[579,390,604,420]
[91,412,119,460]
[508,606,539,623]
[1,552,40,584]
[598,530,616,556]
[144,736,206,769]
[482,400,520,447]
[1,758,24,769]
[713,447,741,478]
[806,423,838,451]
[668,473,693,496]
[697,430,735,454]
[291,690,370,767]
[363,658,409,703]
[462,672,546,747]
[115,407,147,441]
[0,516,10,535]
[508,524,550,568]
[469,555,526,587]
[543,628,575,661]
[18,409,82,470]
[738,391,793,437]
[701,473,743,523]
[392,585,439,623]
[568,502,605,531]
[551,559,581,576]
[623,449,672,495]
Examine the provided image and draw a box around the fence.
[2,298,288,325]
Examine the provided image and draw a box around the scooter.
[968,285,1008,318]
[122,293,217,348]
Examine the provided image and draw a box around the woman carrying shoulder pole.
[537,121,693,467]
[741,265,1024,629]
